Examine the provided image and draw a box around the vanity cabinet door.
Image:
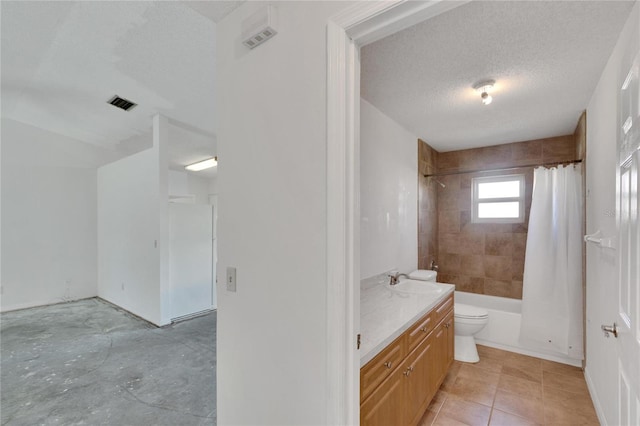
[361,335,406,402]
[360,366,405,426]
[434,310,454,387]
[444,311,454,372]
[406,311,433,353]
[403,334,436,426]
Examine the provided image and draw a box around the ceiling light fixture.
[473,80,496,106]
[185,157,217,171]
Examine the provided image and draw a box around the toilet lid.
[455,303,488,319]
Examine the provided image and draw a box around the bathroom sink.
[389,279,444,295]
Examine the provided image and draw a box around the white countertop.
[360,280,455,366]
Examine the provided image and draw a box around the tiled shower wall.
[418,140,438,270]
[419,135,578,299]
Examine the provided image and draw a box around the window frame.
[471,174,525,224]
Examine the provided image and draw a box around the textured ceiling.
[361,1,635,152]
[182,0,244,23]
[1,0,221,169]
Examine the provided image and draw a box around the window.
[471,174,525,223]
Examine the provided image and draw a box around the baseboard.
[475,339,583,367]
[170,308,215,324]
[0,295,97,313]
[584,367,608,426]
[95,296,163,327]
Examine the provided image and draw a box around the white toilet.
[453,303,488,363]
[409,270,489,363]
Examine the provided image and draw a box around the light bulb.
[481,92,492,105]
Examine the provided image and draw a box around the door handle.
[601,323,618,338]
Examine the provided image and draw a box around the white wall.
[168,170,213,204]
[1,119,117,312]
[97,123,167,325]
[208,176,218,195]
[584,3,639,425]
[216,2,351,424]
[360,99,418,279]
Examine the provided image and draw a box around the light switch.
[226,267,237,292]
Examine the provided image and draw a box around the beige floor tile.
[542,384,598,423]
[543,400,599,425]
[493,390,545,424]
[450,376,497,407]
[426,347,598,426]
[457,364,501,386]
[433,413,470,426]
[467,356,504,374]
[541,359,584,379]
[441,364,462,392]
[477,345,509,361]
[497,374,543,400]
[419,408,440,426]
[504,352,543,364]
[542,370,589,394]
[428,390,449,413]
[501,355,543,384]
[489,408,540,426]
[439,396,492,426]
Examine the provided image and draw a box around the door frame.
[325,1,469,423]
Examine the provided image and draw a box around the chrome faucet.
[430,259,439,272]
[388,272,410,286]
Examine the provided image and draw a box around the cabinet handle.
[420,327,427,332]
[383,361,393,369]
[403,366,414,376]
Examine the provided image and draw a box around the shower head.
[425,175,446,188]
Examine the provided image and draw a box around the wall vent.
[241,5,277,49]
[107,95,137,111]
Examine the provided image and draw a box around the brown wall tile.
[542,136,577,163]
[421,135,578,299]
[439,254,462,274]
[485,233,514,256]
[439,211,460,234]
[484,256,512,281]
[511,139,542,164]
[485,279,515,298]
[460,233,485,255]
[418,140,439,269]
[461,255,485,276]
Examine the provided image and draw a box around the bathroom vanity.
[360,281,454,426]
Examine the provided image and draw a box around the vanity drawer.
[406,311,434,352]
[434,294,454,323]
[360,334,406,402]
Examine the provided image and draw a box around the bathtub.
[454,291,582,367]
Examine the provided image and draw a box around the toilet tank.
[409,270,437,282]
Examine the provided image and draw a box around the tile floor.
[419,345,599,426]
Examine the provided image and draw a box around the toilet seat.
[454,303,488,320]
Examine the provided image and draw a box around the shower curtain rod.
[423,159,582,178]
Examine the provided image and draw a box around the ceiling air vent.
[242,5,277,49]
[107,95,137,111]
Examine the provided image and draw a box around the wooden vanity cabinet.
[360,294,454,426]
[360,362,406,426]
[433,310,454,388]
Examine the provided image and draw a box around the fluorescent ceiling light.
[185,157,217,171]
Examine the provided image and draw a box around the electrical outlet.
[226,267,237,292]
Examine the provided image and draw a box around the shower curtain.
[519,165,583,359]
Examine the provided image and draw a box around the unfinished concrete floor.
[1,298,216,425]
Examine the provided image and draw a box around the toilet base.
[454,335,480,363]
